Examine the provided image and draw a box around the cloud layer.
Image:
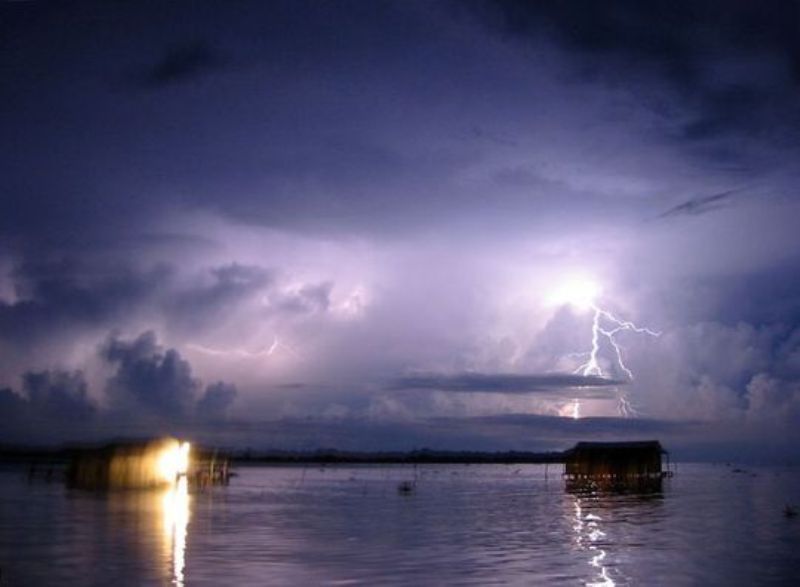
[1,1,799,458]
[1,332,237,444]
[392,373,623,396]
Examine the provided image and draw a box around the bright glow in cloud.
[333,285,369,320]
[545,276,661,418]
[549,277,602,312]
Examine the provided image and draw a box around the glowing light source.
[547,276,660,418]
[157,440,191,484]
[549,277,602,312]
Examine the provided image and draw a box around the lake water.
[1,463,798,585]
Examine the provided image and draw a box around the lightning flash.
[188,336,300,360]
[575,306,660,381]
[551,278,660,418]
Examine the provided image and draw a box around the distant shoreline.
[231,449,567,465]
[0,445,567,465]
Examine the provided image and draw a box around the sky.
[2,0,800,461]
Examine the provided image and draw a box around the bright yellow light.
[163,476,190,586]
[549,277,601,312]
[156,440,191,484]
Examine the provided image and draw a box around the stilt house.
[563,440,669,491]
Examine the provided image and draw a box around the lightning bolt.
[572,304,660,418]
[188,336,301,360]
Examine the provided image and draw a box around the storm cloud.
[392,373,623,396]
[102,331,199,419]
[658,189,742,219]
[140,40,224,88]
[102,331,240,422]
[0,370,96,444]
[1,1,799,458]
[0,331,239,444]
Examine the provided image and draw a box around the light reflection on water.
[573,497,615,587]
[162,476,190,586]
[1,464,799,585]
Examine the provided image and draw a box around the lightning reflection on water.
[573,496,615,587]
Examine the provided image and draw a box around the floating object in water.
[784,505,798,518]
[397,480,415,495]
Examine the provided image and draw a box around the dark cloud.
[168,263,273,330]
[102,331,199,419]
[485,0,697,73]
[1,0,796,247]
[0,260,171,345]
[272,281,333,315]
[0,387,29,442]
[140,40,223,87]
[196,381,238,421]
[483,0,800,83]
[0,370,95,444]
[0,0,798,457]
[210,263,271,291]
[22,370,96,422]
[0,330,241,443]
[480,0,800,153]
[705,259,800,325]
[658,188,742,219]
[273,382,308,390]
[392,372,624,396]
[100,330,240,425]
[680,87,766,141]
[468,413,698,437]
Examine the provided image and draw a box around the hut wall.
[565,443,663,480]
[67,439,178,489]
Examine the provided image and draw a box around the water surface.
[1,463,798,585]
